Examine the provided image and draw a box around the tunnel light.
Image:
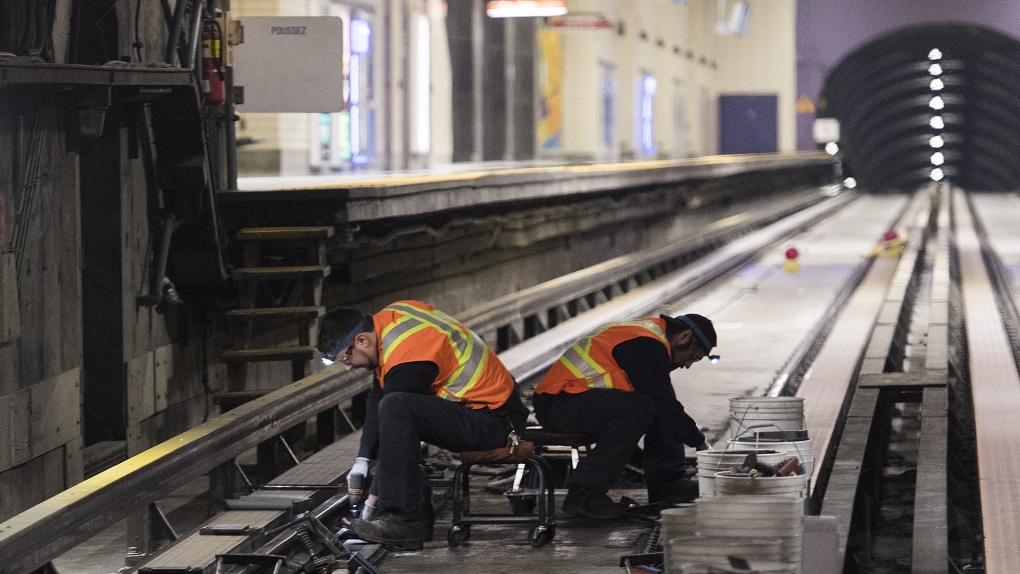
[930,135,945,148]
[931,168,944,181]
[929,49,942,61]
[824,142,839,155]
[930,116,944,129]
[931,152,945,166]
[843,177,857,189]
[930,78,944,91]
[929,63,942,76]
[486,0,567,17]
[929,96,945,110]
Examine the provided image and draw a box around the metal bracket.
[199,523,261,536]
[348,551,382,574]
[29,562,59,574]
[214,554,288,574]
[149,501,180,544]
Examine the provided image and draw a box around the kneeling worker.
[533,312,717,519]
[318,300,528,549]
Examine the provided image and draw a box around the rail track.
[5,184,1019,574]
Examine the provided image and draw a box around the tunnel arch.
[817,23,1020,191]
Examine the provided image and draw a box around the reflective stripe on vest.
[380,302,489,401]
[557,319,667,390]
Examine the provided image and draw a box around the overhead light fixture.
[824,142,839,155]
[929,48,942,60]
[486,0,567,17]
[931,168,944,181]
[929,96,944,110]
[930,78,944,91]
[931,152,945,166]
[929,63,942,76]
[930,116,944,129]
[843,177,857,189]
[930,135,944,148]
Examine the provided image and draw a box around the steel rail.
[461,186,841,348]
[1,187,850,573]
[953,188,1020,574]
[497,191,857,383]
[0,370,372,574]
[765,188,926,397]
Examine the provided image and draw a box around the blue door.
[719,94,778,154]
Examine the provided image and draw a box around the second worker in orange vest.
[533,312,717,519]
[317,300,528,549]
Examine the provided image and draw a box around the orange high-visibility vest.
[373,300,514,409]
[534,318,669,395]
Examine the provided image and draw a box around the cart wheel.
[529,525,555,548]
[509,495,537,515]
[447,525,470,547]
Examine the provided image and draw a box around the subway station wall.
[232,0,807,173]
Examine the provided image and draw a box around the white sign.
[813,118,840,143]
[233,16,345,113]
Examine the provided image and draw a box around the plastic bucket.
[696,449,786,498]
[713,471,808,499]
[729,397,805,439]
[694,495,805,569]
[675,563,797,574]
[665,535,784,572]
[729,437,815,478]
[660,504,698,540]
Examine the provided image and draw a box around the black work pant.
[532,389,686,492]
[375,392,521,517]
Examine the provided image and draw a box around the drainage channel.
[859,195,938,574]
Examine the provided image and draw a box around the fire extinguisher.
[201,20,226,106]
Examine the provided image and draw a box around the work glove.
[696,441,714,451]
[350,456,371,478]
[361,500,379,520]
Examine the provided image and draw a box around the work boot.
[647,477,699,505]
[562,482,625,519]
[350,512,429,550]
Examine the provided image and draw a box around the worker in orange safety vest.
[317,300,528,549]
[533,312,718,519]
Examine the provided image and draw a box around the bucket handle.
[729,404,804,442]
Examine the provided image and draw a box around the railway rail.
[4,185,1018,574]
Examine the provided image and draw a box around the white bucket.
[696,449,786,498]
[729,437,815,479]
[660,504,697,540]
[676,563,797,574]
[665,535,784,572]
[729,397,805,439]
[713,471,808,499]
[695,495,805,570]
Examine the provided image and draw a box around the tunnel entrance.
[817,24,1020,192]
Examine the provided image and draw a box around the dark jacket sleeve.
[612,337,706,448]
[357,377,383,459]
[357,361,439,459]
[382,361,439,394]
